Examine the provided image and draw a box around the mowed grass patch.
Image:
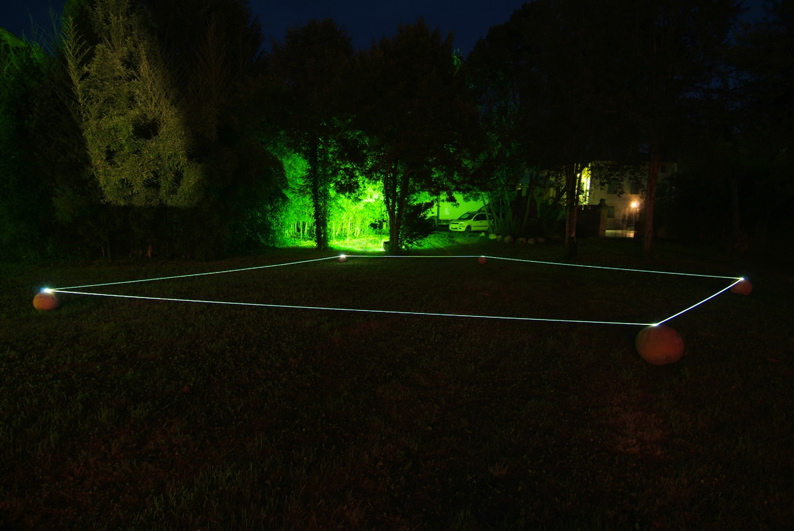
[1,241,792,529]
[50,252,739,326]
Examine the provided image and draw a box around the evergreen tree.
[63,0,203,207]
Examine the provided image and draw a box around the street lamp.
[629,200,640,237]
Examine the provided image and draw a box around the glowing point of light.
[631,200,640,209]
[41,288,53,294]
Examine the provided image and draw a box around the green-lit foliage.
[268,19,357,251]
[274,149,313,244]
[398,200,435,250]
[274,144,387,251]
[327,181,388,250]
[355,19,481,253]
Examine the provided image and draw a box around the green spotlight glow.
[330,236,387,253]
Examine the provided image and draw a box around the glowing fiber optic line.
[346,255,481,259]
[45,255,744,328]
[480,255,741,280]
[653,279,745,326]
[53,255,339,291]
[50,289,655,327]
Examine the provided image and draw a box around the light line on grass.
[46,254,744,328]
[477,255,742,280]
[50,289,655,327]
[653,278,745,326]
[54,255,339,291]
[347,255,481,258]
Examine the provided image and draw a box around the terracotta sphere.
[478,256,487,264]
[730,280,752,295]
[33,292,60,311]
[635,325,685,365]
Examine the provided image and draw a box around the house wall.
[584,163,676,236]
[577,204,608,237]
[419,192,486,225]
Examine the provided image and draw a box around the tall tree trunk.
[309,140,328,250]
[385,169,412,254]
[383,169,398,253]
[521,172,538,234]
[387,209,399,254]
[564,163,580,258]
[643,143,660,257]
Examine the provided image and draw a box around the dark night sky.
[0,0,769,55]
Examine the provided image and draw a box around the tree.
[0,29,50,260]
[619,0,740,256]
[724,0,794,250]
[267,19,356,251]
[55,0,282,258]
[355,19,480,253]
[471,1,625,257]
[63,0,203,207]
[470,0,739,257]
[466,22,534,237]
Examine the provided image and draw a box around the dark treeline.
[1,0,791,261]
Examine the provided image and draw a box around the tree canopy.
[355,19,481,252]
[0,0,791,261]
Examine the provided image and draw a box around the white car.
[449,211,490,232]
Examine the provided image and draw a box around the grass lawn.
[1,236,792,529]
